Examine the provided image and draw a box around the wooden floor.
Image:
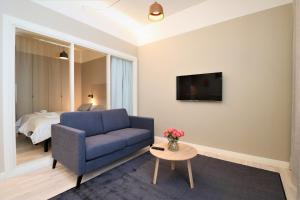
[16,134,51,165]
[0,144,297,200]
[0,148,148,200]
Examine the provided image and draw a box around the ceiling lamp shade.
[148,2,164,22]
[59,50,68,60]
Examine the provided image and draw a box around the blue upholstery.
[129,116,154,144]
[86,134,126,160]
[102,109,130,132]
[107,128,151,146]
[85,139,153,173]
[52,124,86,175]
[60,111,104,137]
[51,108,154,183]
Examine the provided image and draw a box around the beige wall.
[0,0,293,174]
[138,5,293,161]
[81,57,106,107]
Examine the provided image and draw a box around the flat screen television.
[176,72,222,101]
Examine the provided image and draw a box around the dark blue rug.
[50,152,286,200]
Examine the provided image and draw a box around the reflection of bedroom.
[74,45,107,112]
[15,29,106,165]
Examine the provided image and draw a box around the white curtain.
[111,56,133,115]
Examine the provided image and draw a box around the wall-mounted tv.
[176,72,222,101]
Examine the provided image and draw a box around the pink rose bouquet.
[163,128,184,151]
[163,128,185,140]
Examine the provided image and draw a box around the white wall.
[74,63,82,109]
[0,1,137,56]
[291,0,300,192]
[0,14,3,173]
[0,0,137,173]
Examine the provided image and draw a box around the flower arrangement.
[163,128,184,139]
[163,128,184,151]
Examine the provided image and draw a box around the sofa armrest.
[51,124,86,175]
[129,116,154,144]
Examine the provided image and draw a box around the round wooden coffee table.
[150,142,197,189]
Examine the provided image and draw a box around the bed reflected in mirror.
[15,28,70,165]
[15,30,107,165]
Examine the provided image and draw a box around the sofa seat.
[107,128,151,146]
[52,109,154,189]
[86,134,126,160]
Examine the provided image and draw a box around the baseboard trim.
[0,138,290,181]
[155,136,290,172]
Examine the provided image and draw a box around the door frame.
[1,14,138,179]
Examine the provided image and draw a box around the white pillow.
[77,103,92,111]
[91,105,106,111]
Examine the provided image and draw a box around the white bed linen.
[16,112,62,144]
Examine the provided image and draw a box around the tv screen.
[176,72,222,101]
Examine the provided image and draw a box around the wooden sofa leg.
[52,159,57,169]
[76,175,83,189]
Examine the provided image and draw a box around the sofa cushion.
[61,112,104,137]
[107,128,151,146]
[102,109,130,132]
[85,134,126,160]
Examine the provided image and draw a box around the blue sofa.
[51,109,154,188]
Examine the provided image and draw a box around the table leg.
[187,159,194,189]
[153,158,159,184]
[171,161,175,170]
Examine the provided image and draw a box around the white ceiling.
[111,0,207,25]
[34,0,206,25]
[32,0,292,46]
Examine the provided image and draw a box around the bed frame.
[43,138,51,152]
[19,132,51,152]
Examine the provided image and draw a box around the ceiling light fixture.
[148,2,164,22]
[59,50,68,60]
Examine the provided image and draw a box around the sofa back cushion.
[102,109,130,132]
[60,111,104,137]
